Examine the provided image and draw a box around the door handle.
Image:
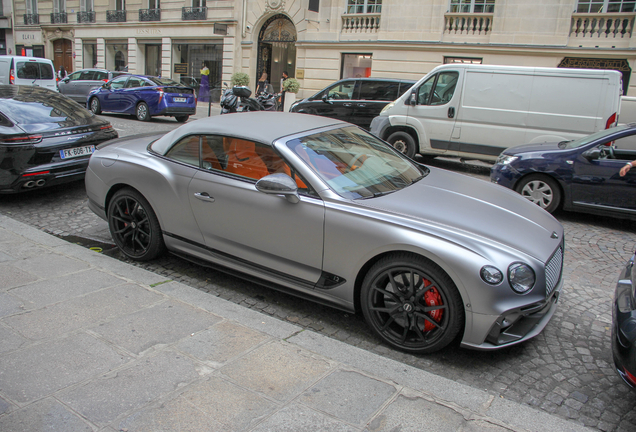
[194,192,215,202]
[448,107,455,118]
[343,103,352,107]
[357,103,366,107]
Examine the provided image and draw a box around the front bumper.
[490,162,520,190]
[369,115,391,139]
[612,253,636,389]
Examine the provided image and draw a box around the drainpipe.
[242,0,248,38]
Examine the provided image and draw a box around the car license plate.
[174,97,186,103]
[60,145,95,159]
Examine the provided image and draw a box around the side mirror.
[409,91,417,106]
[582,148,601,161]
[321,93,334,105]
[255,173,300,204]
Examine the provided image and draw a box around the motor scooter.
[220,84,265,114]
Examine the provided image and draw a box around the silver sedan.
[85,112,564,354]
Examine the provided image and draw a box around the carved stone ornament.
[265,0,285,13]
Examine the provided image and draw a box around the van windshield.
[562,125,630,149]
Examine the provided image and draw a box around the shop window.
[449,0,495,13]
[341,53,372,79]
[576,0,635,13]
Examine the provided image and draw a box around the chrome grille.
[545,244,563,297]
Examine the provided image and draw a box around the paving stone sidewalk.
[0,214,594,431]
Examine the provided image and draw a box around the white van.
[370,64,622,161]
[0,56,58,91]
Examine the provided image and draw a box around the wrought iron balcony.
[23,14,39,25]
[139,8,161,22]
[50,12,67,24]
[77,11,96,23]
[106,10,127,23]
[182,7,207,21]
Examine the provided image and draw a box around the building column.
[74,38,83,71]
[162,37,172,79]
[128,38,138,74]
[222,35,235,84]
[96,38,105,69]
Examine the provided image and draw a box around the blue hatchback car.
[490,124,636,220]
[87,75,196,122]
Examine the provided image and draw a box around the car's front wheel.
[175,115,189,123]
[136,102,150,121]
[89,97,101,115]
[361,253,464,354]
[107,188,165,261]
[515,174,561,214]
[387,131,417,158]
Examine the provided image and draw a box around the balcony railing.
[444,13,493,35]
[50,12,67,24]
[570,12,635,39]
[341,13,380,33]
[106,10,127,23]
[23,14,39,25]
[77,11,95,23]
[139,8,161,22]
[182,7,207,21]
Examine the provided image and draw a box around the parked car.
[87,75,196,122]
[58,68,128,103]
[290,78,415,130]
[490,124,636,219]
[0,55,58,91]
[371,64,621,159]
[612,249,636,390]
[85,112,564,354]
[0,85,118,193]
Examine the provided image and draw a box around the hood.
[503,141,563,155]
[359,166,563,261]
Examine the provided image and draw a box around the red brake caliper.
[423,279,443,332]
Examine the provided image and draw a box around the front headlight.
[380,101,395,114]
[480,265,503,285]
[508,263,535,294]
[495,154,518,165]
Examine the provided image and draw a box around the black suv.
[289,78,415,130]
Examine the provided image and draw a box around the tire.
[89,97,101,115]
[515,174,561,214]
[175,115,189,123]
[136,102,150,122]
[387,131,417,158]
[361,253,464,354]
[107,188,165,261]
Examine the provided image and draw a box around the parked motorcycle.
[256,83,279,111]
[220,84,265,114]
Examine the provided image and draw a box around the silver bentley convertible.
[85,112,564,354]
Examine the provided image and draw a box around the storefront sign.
[16,31,42,45]
[137,28,162,35]
[559,57,631,72]
[296,69,304,79]
[174,63,188,74]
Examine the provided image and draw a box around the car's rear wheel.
[136,102,150,121]
[387,131,417,158]
[89,97,101,115]
[515,174,561,214]
[175,115,189,123]
[361,253,464,354]
[108,188,165,261]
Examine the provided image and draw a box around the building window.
[193,0,206,7]
[116,0,125,11]
[341,53,372,79]
[149,0,159,8]
[26,0,38,14]
[80,0,93,12]
[577,0,635,13]
[54,0,65,13]
[309,0,319,12]
[449,0,495,13]
[347,0,382,14]
[444,56,482,64]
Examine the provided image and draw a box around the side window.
[327,81,357,100]
[165,135,200,167]
[431,72,459,106]
[16,62,38,79]
[359,81,399,101]
[81,70,96,80]
[126,77,144,88]
[109,76,128,89]
[68,71,82,81]
[93,71,108,81]
[416,75,436,105]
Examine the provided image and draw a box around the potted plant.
[230,72,250,87]
[282,77,300,112]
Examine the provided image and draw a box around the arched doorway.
[257,14,296,92]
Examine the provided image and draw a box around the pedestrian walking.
[57,66,67,80]
[279,71,289,111]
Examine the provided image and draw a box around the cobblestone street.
[1,119,636,430]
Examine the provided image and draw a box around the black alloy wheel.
[361,253,464,354]
[107,188,165,261]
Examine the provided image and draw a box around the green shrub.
[231,72,250,87]
[282,78,300,93]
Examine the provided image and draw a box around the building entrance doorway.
[257,14,297,93]
[54,39,73,74]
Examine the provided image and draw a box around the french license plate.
[60,145,95,159]
[174,97,187,103]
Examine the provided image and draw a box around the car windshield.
[563,125,631,149]
[147,77,181,86]
[286,126,426,199]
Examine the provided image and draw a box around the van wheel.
[388,131,417,158]
[515,174,561,214]
[90,97,101,115]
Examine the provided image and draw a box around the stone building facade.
[7,0,636,98]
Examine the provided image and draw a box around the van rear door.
[406,70,461,155]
